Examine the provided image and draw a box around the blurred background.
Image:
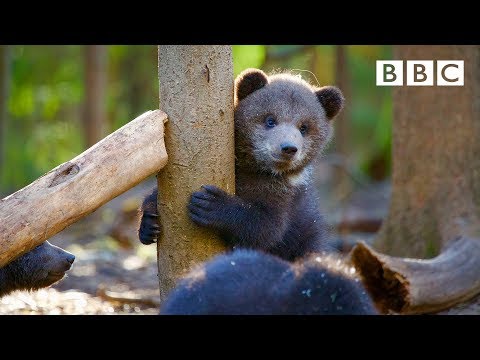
[0,45,392,314]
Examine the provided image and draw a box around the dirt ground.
[1,174,479,315]
[0,179,160,315]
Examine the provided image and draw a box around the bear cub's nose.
[66,253,75,265]
[281,143,298,156]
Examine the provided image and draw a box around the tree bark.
[157,46,234,303]
[0,110,167,267]
[84,45,107,148]
[0,46,10,186]
[374,45,480,257]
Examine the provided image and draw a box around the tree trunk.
[0,110,167,267]
[0,46,9,187]
[332,45,353,199]
[156,46,234,303]
[373,45,480,257]
[84,45,107,148]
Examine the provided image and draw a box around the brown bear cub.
[161,249,377,315]
[0,241,75,298]
[139,68,344,261]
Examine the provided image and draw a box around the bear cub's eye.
[299,124,308,135]
[265,115,277,129]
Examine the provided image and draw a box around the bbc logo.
[376,60,464,86]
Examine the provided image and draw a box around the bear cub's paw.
[188,185,236,229]
[138,212,161,245]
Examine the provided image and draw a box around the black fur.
[138,187,161,245]
[161,249,377,315]
[188,182,333,260]
[0,241,75,298]
[139,69,344,261]
[315,86,345,119]
[234,68,269,102]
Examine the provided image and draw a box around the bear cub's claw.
[188,185,231,228]
[139,212,161,245]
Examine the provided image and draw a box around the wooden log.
[0,110,168,267]
[350,237,480,314]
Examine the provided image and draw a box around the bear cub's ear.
[315,86,345,120]
[235,68,268,101]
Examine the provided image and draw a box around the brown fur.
[235,69,269,102]
[235,70,339,176]
[140,68,345,261]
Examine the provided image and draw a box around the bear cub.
[161,249,377,315]
[0,241,75,298]
[139,68,344,261]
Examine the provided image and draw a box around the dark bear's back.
[279,255,377,315]
[161,250,289,315]
[161,249,377,315]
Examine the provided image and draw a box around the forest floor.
[1,169,479,315]
[0,178,160,315]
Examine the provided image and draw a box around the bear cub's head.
[0,241,75,297]
[234,68,344,176]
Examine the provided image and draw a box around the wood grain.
[0,110,168,267]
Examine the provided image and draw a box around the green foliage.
[1,46,85,193]
[347,45,392,180]
[0,45,392,195]
[106,45,158,130]
[1,45,157,194]
[233,46,266,76]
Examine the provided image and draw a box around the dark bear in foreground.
[139,68,344,261]
[161,249,377,315]
[0,241,75,297]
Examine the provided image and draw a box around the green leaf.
[233,45,266,76]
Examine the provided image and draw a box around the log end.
[349,242,410,314]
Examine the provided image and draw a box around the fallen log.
[0,110,168,267]
[350,237,480,314]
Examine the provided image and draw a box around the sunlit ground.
[0,179,160,315]
[1,173,480,315]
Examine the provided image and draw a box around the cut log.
[359,46,480,313]
[350,237,480,314]
[0,110,168,267]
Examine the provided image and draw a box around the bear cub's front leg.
[188,185,243,233]
[139,185,240,245]
[138,187,161,245]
